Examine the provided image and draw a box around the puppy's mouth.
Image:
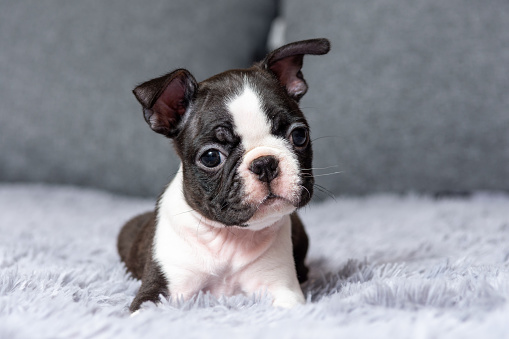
[228,193,294,230]
[252,192,297,218]
[260,193,294,207]
[228,194,296,229]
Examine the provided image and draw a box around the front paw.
[272,288,306,308]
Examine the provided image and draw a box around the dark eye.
[200,149,223,168]
[291,128,309,148]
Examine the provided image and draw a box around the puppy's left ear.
[133,69,197,138]
[262,38,330,101]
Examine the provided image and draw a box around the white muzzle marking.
[227,80,301,226]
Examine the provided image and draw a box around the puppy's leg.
[255,219,306,308]
[118,211,170,312]
[271,286,305,309]
[129,259,168,312]
[290,213,309,283]
[118,211,154,279]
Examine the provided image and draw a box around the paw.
[272,289,305,308]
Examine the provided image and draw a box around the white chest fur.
[153,169,305,307]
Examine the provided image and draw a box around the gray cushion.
[0,0,276,196]
[282,0,509,195]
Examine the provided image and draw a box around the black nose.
[249,156,279,183]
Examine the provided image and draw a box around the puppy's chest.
[155,222,279,298]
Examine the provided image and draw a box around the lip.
[260,193,294,207]
[242,193,299,229]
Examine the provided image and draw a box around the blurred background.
[1,0,508,199]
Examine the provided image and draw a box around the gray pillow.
[0,0,276,196]
[282,0,509,195]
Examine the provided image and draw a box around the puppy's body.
[118,39,330,312]
[119,171,309,311]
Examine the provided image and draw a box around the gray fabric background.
[283,0,509,195]
[1,0,508,197]
[0,0,276,196]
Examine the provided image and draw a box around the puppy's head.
[133,39,330,229]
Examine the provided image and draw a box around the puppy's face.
[175,70,313,228]
[133,39,330,229]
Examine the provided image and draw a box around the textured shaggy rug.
[1,184,508,338]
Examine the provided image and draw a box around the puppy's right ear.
[133,69,197,138]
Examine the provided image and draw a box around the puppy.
[118,38,330,312]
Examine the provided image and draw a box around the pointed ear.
[262,38,330,101]
[133,69,197,138]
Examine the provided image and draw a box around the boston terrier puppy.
[118,38,330,312]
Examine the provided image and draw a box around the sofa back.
[2,0,508,197]
[0,0,276,196]
[283,0,509,195]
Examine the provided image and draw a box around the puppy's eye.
[200,149,223,168]
[290,128,309,148]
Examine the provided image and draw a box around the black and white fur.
[117,39,330,312]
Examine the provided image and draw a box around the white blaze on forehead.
[227,82,271,150]
[226,80,302,213]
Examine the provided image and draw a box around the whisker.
[287,107,310,115]
[306,171,344,178]
[300,185,311,200]
[313,189,336,202]
[313,183,335,196]
[313,184,337,201]
[311,135,340,142]
[301,165,340,171]
[172,208,197,216]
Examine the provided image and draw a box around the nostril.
[269,159,278,171]
[250,161,262,176]
[249,156,279,183]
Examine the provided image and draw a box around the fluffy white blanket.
[1,184,508,338]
